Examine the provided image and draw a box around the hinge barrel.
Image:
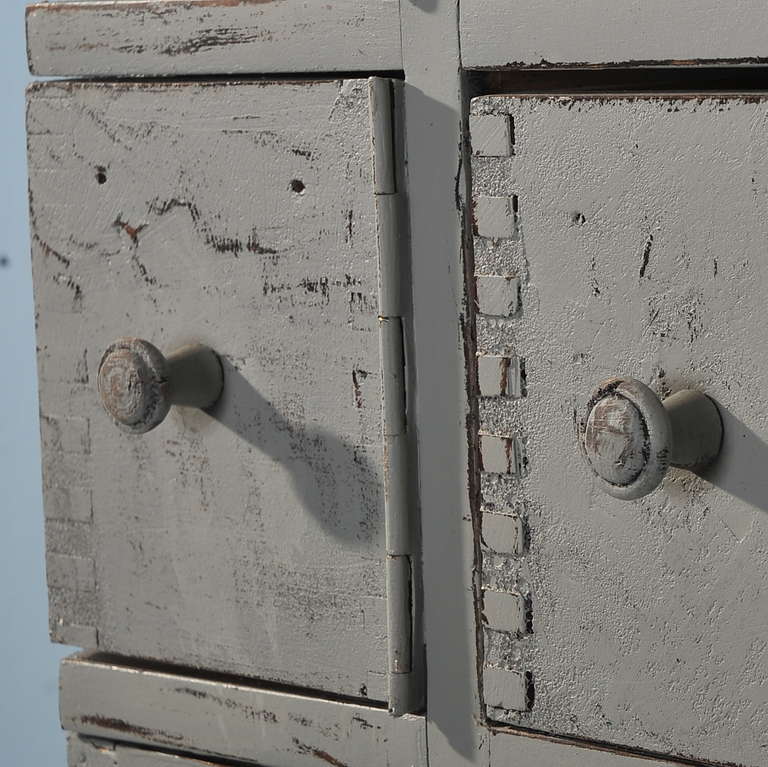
[370,76,421,716]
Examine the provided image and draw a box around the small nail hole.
[290,179,305,194]
[96,168,107,185]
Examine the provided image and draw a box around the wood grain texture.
[68,734,237,767]
[29,78,391,701]
[61,654,428,767]
[470,94,768,767]
[26,0,402,77]
[460,0,768,69]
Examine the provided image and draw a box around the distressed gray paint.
[61,654,428,767]
[29,78,402,703]
[470,94,768,766]
[469,115,512,159]
[460,0,768,69]
[489,733,676,767]
[474,197,517,241]
[482,589,525,635]
[481,510,526,556]
[398,1,491,767]
[68,735,236,767]
[478,355,524,399]
[24,2,768,766]
[26,0,402,77]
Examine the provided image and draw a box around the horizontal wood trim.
[27,0,403,77]
[60,653,427,767]
[460,0,768,69]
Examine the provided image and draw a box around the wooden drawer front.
[468,93,768,767]
[68,736,241,767]
[26,0,402,77]
[61,654,428,767]
[29,78,414,707]
[461,1,768,69]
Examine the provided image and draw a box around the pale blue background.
[1,2,72,764]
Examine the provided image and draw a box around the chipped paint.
[78,715,185,745]
[60,655,427,766]
[469,93,768,766]
[461,0,768,70]
[28,1,284,15]
[26,0,403,76]
[29,78,397,703]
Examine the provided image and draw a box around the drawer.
[468,93,768,766]
[60,653,428,767]
[461,1,768,69]
[68,735,241,767]
[26,0,402,77]
[28,77,418,712]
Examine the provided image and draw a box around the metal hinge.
[369,77,421,717]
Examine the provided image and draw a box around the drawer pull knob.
[97,338,224,434]
[581,377,722,500]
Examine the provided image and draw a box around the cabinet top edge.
[26,0,403,78]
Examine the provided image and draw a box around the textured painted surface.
[68,734,237,767]
[489,732,675,767]
[398,0,492,766]
[460,0,768,69]
[61,654,428,767]
[470,94,768,766]
[26,0,402,77]
[29,79,392,701]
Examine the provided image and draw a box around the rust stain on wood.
[113,216,146,245]
[292,738,350,767]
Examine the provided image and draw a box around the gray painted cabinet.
[25,2,768,767]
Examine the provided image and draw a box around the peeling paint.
[470,93,768,766]
[29,78,395,704]
[26,0,403,77]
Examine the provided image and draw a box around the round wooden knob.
[97,338,224,434]
[581,377,723,500]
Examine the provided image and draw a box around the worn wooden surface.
[66,728,676,767]
[29,78,393,701]
[488,732,675,767]
[460,0,768,69]
[68,735,239,767]
[398,0,489,766]
[61,653,428,767]
[26,0,402,77]
[470,93,768,767]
